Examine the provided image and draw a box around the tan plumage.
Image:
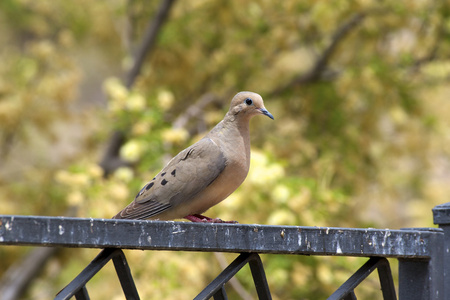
[113,91,273,222]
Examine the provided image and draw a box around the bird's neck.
[208,115,251,165]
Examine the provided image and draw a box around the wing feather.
[113,138,226,220]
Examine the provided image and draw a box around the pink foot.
[184,214,238,224]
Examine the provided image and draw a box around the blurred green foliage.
[1,0,450,299]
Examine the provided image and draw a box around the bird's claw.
[184,214,238,224]
[205,218,238,224]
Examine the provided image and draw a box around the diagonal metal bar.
[194,253,253,300]
[213,286,228,300]
[327,257,396,300]
[194,253,271,300]
[56,248,117,300]
[377,258,397,300]
[112,251,140,300]
[74,286,90,300]
[342,290,356,300]
[55,248,139,300]
[248,255,272,300]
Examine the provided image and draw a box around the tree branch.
[172,93,221,134]
[408,13,445,74]
[0,206,78,300]
[270,12,366,96]
[125,0,177,88]
[100,0,177,176]
[99,130,131,176]
[0,247,60,300]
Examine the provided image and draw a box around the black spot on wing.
[161,172,166,176]
[161,179,168,185]
[145,182,154,190]
[171,169,176,177]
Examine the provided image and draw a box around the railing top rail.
[0,215,440,258]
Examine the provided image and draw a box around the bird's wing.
[113,138,226,220]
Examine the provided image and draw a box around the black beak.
[259,108,274,120]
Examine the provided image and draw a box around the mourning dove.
[113,91,273,223]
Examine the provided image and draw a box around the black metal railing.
[1,202,449,299]
[55,248,139,300]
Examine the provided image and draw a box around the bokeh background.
[1,1,450,299]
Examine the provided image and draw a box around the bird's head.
[229,91,274,121]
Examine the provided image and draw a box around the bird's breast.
[185,160,249,215]
[179,124,251,216]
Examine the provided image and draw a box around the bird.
[113,91,274,223]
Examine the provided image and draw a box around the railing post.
[433,202,450,299]
[398,227,444,300]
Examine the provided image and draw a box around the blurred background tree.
[1,0,450,299]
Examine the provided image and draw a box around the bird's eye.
[245,98,253,105]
